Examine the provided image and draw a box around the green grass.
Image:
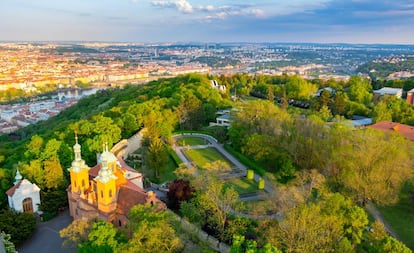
[225,177,258,195]
[183,147,232,169]
[376,182,414,250]
[146,153,178,184]
[176,137,208,146]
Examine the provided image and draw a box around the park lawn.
[183,147,232,169]
[146,153,178,184]
[376,182,414,250]
[177,137,207,146]
[225,177,258,195]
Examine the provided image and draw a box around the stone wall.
[170,211,230,253]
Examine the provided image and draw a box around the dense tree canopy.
[1,73,414,251]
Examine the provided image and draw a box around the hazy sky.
[1,0,414,44]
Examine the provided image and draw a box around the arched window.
[22,198,33,213]
[118,220,122,227]
[100,190,104,199]
[109,189,112,198]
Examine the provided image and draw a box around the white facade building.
[6,170,41,214]
[373,87,403,99]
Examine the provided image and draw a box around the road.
[18,210,73,253]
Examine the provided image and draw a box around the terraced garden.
[225,177,259,195]
[182,147,233,169]
[176,136,208,146]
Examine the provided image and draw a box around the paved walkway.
[172,133,275,196]
[18,210,73,253]
[365,201,399,239]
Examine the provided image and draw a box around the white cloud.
[149,1,266,19]
[203,7,266,21]
[198,5,215,12]
[176,0,193,13]
[151,0,193,13]
[151,1,173,7]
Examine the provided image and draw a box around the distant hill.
[357,56,414,79]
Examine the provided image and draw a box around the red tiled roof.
[116,183,148,215]
[89,164,101,178]
[116,158,136,172]
[6,181,22,196]
[370,121,414,141]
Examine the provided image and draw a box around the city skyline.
[1,0,414,44]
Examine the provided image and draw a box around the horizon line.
[1,40,414,46]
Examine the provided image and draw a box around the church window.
[101,190,104,198]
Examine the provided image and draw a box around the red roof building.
[67,138,165,227]
[369,121,414,141]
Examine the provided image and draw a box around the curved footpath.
[172,133,274,195]
[172,133,281,220]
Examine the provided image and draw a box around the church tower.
[68,135,89,196]
[95,147,117,213]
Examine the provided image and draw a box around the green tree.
[191,174,239,241]
[79,220,120,253]
[318,89,332,110]
[334,129,413,205]
[267,86,275,102]
[372,99,392,123]
[121,112,139,138]
[121,205,182,253]
[40,138,62,161]
[231,235,282,253]
[332,91,347,115]
[24,135,44,160]
[281,116,329,170]
[20,160,44,188]
[318,105,333,121]
[274,203,343,252]
[60,219,92,249]
[1,231,17,253]
[147,138,168,179]
[43,158,64,189]
[0,209,36,245]
[347,76,372,104]
[229,100,290,150]
[322,193,368,246]
[284,75,317,100]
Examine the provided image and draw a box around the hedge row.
[167,146,182,166]
[223,144,266,176]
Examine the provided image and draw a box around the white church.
[6,170,41,214]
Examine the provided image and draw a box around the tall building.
[406,88,414,105]
[67,137,165,227]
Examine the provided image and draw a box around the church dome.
[100,150,117,164]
